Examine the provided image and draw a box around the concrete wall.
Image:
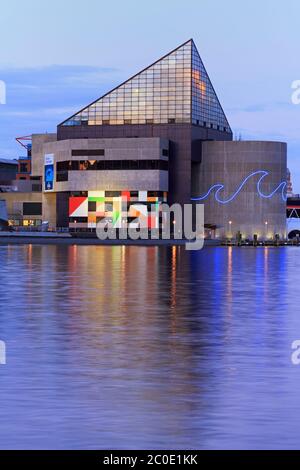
[11,179,42,193]
[42,193,56,227]
[192,141,287,240]
[1,192,42,221]
[29,136,170,227]
[57,170,168,192]
[31,133,57,177]
[58,123,232,205]
[44,136,169,160]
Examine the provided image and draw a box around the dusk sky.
[0,0,299,188]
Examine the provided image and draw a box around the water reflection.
[0,245,299,449]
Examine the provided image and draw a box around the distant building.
[16,136,32,181]
[287,168,294,197]
[16,156,32,181]
[0,159,18,187]
[0,143,42,227]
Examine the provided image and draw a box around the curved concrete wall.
[192,141,287,240]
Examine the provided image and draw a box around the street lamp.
[265,221,268,240]
[228,220,232,239]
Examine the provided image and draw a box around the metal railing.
[12,226,70,233]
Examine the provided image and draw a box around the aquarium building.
[18,39,287,239]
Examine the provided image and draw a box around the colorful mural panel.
[69,191,167,230]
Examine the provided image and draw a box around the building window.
[57,161,70,171]
[56,159,169,172]
[105,191,121,198]
[23,202,42,216]
[20,163,29,173]
[69,217,87,223]
[105,203,113,211]
[72,149,105,157]
[56,171,68,182]
[162,149,169,157]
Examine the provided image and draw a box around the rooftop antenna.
[16,135,32,149]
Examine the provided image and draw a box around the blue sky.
[0,0,299,188]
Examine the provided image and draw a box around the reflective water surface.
[0,244,300,449]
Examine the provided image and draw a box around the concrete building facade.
[37,39,234,232]
[192,141,287,240]
[2,192,42,227]
[40,136,169,229]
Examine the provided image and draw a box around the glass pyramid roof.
[61,39,231,133]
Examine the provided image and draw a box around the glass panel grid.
[191,43,231,132]
[63,42,193,127]
[62,40,231,134]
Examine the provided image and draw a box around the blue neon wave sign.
[191,170,287,204]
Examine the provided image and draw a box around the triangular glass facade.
[191,42,231,132]
[61,40,231,133]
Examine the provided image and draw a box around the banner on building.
[44,154,54,191]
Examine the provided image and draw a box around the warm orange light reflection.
[192,70,206,95]
[68,245,77,272]
[28,244,32,267]
[171,246,177,311]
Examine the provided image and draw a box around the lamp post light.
[265,221,268,241]
[228,220,232,239]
